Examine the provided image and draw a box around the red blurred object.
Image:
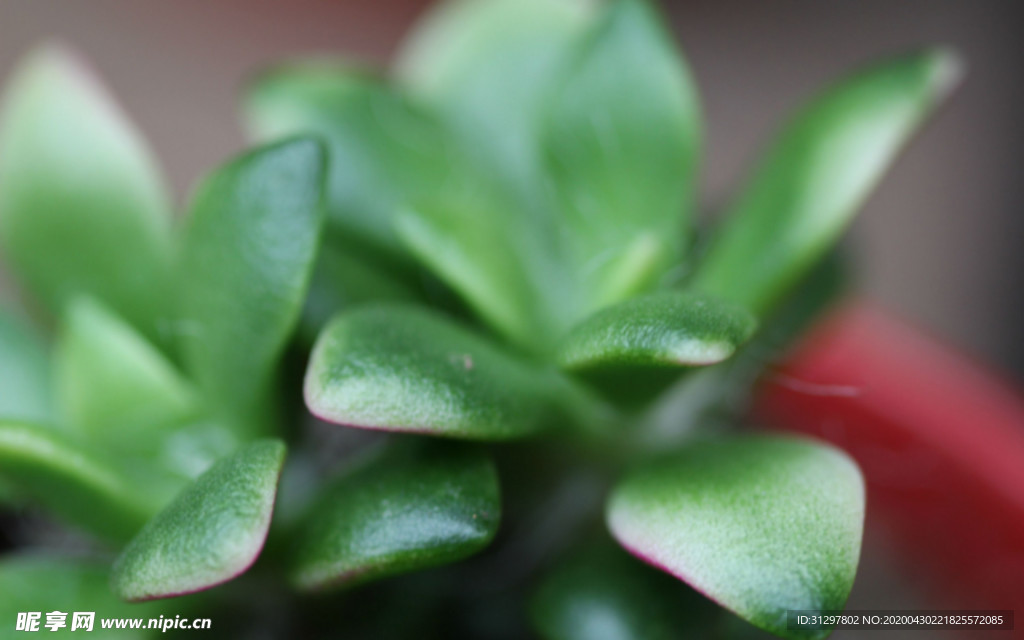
[753,299,1024,613]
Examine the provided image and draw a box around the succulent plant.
[0,0,957,638]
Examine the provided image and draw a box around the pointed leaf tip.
[111,439,286,601]
[55,297,197,454]
[178,137,326,434]
[545,0,701,308]
[244,64,452,266]
[0,43,173,341]
[694,49,961,315]
[606,435,865,640]
[921,47,965,101]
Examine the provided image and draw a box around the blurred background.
[2,0,1022,384]
[1,1,1021,635]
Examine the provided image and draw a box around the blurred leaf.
[55,297,198,455]
[152,418,241,482]
[694,49,961,315]
[111,439,286,601]
[290,442,499,590]
[0,555,170,638]
[298,240,422,345]
[0,479,19,505]
[0,422,180,542]
[245,63,453,265]
[0,45,174,342]
[606,435,865,640]
[394,0,595,352]
[178,138,325,434]
[530,540,706,640]
[396,0,704,351]
[396,0,707,349]
[545,0,701,309]
[245,64,446,337]
[557,291,756,370]
[397,0,591,193]
[305,304,594,440]
[0,306,53,423]
[396,193,563,352]
[54,298,240,484]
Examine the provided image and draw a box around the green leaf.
[397,0,591,191]
[151,418,241,481]
[606,435,865,640]
[0,555,170,639]
[394,0,705,351]
[245,67,451,340]
[305,304,592,440]
[55,297,198,455]
[545,0,701,309]
[0,45,174,342]
[178,138,326,433]
[638,253,848,450]
[245,63,452,266]
[290,442,499,590]
[394,0,596,353]
[694,49,961,315]
[297,240,422,344]
[396,193,562,352]
[0,306,53,423]
[0,422,180,542]
[556,292,756,407]
[530,540,706,640]
[111,439,286,601]
[557,291,756,370]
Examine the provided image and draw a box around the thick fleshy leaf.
[0,45,173,341]
[397,0,591,191]
[55,298,197,454]
[0,555,170,639]
[545,0,701,308]
[530,540,707,640]
[395,0,593,352]
[152,418,241,482]
[290,442,499,590]
[111,439,286,601]
[0,422,180,542]
[0,306,53,423]
[396,193,565,352]
[245,67,450,338]
[639,253,849,450]
[401,0,711,351]
[245,63,452,265]
[556,292,757,407]
[557,291,756,370]
[178,138,325,433]
[694,49,961,315]
[298,240,422,344]
[305,304,593,440]
[606,435,865,640]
